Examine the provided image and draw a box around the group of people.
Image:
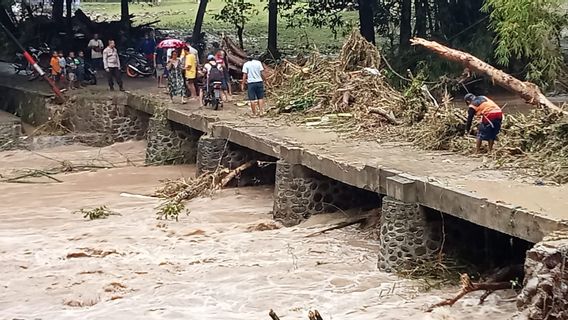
[154,42,232,105]
[48,33,501,150]
[49,50,86,90]
[152,37,265,116]
[49,34,124,92]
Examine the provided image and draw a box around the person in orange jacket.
[49,51,61,82]
[464,93,503,153]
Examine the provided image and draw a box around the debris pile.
[497,110,568,182]
[155,161,256,220]
[267,30,568,183]
[266,30,408,131]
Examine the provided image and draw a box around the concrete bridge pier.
[145,117,201,165]
[196,135,276,186]
[273,160,379,227]
[196,135,228,175]
[378,176,441,272]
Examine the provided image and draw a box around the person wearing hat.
[200,55,225,105]
[464,93,503,153]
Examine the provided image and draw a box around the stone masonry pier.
[126,92,568,244]
[2,82,568,273]
[2,75,567,314]
[0,82,568,312]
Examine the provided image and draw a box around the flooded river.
[0,141,519,319]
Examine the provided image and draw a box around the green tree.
[213,0,259,49]
[192,0,208,46]
[121,0,129,23]
[483,0,568,87]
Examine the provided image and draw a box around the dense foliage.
[213,0,259,48]
[483,0,568,88]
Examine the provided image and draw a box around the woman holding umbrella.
[155,38,186,89]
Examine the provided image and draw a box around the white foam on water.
[0,143,519,320]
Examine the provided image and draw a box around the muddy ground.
[0,141,520,319]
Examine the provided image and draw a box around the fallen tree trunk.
[222,35,248,59]
[227,53,246,69]
[410,37,567,116]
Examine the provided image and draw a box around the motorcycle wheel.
[212,98,219,110]
[126,66,138,78]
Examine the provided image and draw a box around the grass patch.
[80,0,356,53]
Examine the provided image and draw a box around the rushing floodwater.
[0,141,519,319]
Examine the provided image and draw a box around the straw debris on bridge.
[266,30,568,183]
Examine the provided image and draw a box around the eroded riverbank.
[0,141,520,319]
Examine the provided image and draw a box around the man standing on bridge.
[464,93,503,154]
[103,40,124,92]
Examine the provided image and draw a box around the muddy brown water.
[0,141,519,319]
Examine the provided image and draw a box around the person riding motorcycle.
[202,55,224,99]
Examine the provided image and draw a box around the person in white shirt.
[102,40,123,91]
[87,33,104,70]
[241,56,265,116]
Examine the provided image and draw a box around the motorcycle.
[12,43,51,80]
[119,48,155,78]
[82,61,97,85]
[202,81,224,110]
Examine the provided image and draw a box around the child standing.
[66,52,77,90]
[58,51,67,86]
[50,51,61,83]
[75,51,85,88]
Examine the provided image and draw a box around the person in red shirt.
[464,93,503,153]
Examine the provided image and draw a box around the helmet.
[207,54,215,61]
[464,93,476,104]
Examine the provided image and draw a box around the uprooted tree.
[410,38,567,116]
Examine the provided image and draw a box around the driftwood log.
[221,34,275,80]
[269,309,323,320]
[410,37,567,116]
[222,35,248,60]
[268,309,280,320]
[308,310,323,320]
[426,264,523,312]
[220,161,255,186]
[369,107,400,125]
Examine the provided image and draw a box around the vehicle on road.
[202,81,223,110]
[12,43,51,80]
